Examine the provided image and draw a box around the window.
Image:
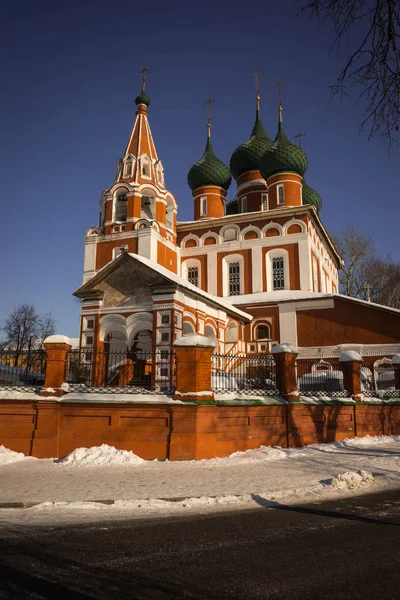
[124,159,132,177]
[187,266,199,287]
[161,332,169,342]
[256,324,270,340]
[229,262,241,296]
[161,315,170,324]
[115,194,127,221]
[160,368,169,377]
[86,336,93,345]
[272,257,285,290]
[277,184,285,205]
[200,196,207,216]
[87,320,94,329]
[241,197,247,213]
[261,194,268,211]
[160,351,169,360]
[142,162,150,177]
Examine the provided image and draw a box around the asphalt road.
[0,490,399,600]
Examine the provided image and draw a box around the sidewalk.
[0,436,399,521]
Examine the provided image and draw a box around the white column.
[298,238,312,291]
[251,246,263,293]
[207,251,217,295]
[278,303,297,346]
[83,238,97,282]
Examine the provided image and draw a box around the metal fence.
[212,353,278,395]
[361,364,398,398]
[0,349,46,392]
[297,359,348,397]
[67,349,175,394]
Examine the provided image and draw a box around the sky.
[1,0,399,337]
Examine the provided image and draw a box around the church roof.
[260,115,308,179]
[74,252,252,321]
[229,109,273,180]
[188,138,232,192]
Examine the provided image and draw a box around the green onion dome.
[302,179,322,212]
[260,120,308,180]
[135,90,150,107]
[229,110,273,180]
[188,138,232,192]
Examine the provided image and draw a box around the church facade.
[74,79,400,368]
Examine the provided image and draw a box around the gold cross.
[273,80,286,106]
[204,98,215,137]
[252,69,262,107]
[293,132,306,148]
[140,67,148,91]
[364,284,372,302]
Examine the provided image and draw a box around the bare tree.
[36,312,56,346]
[299,0,400,144]
[332,227,375,296]
[363,256,400,307]
[2,304,40,366]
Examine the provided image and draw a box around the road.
[0,489,399,599]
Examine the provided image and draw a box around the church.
[74,72,400,374]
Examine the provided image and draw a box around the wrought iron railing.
[361,364,399,398]
[66,349,175,394]
[212,353,278,395]
[0,349,46,392]
[297,359,348,397]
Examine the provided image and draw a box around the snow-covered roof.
[74,253,252,321]
[226,290,331,306]
[174,333,216,348]
[227,290,400,315]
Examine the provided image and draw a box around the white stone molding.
[99,314,127,343]
[262,222,283,236]
[265,247,290,291]
[283,218,306,235]
[180,234,200,248]
[200,231,220,246]
[241,225,261,239]
[126,312,153,348]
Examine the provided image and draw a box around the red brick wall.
[0,401,399,460]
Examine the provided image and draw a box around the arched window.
[256,324,270,340]
[166,199,174,230]
[266,249,290,291]
[222,254,244,296]
[223,228,238,242]
[140,194,155,219]
[124,158,133,177]
[272,257,285,290]
[183,321,195,335]
[114,191,128,222]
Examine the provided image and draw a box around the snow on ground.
[0,446,35,466]
[0,435,399,525]
[55,444,145,467]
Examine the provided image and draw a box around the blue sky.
[1,0,399,337]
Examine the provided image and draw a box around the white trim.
[262,222,283,236]
[242,225,261,239]
[181,258,201,287]
[283,218,306,235]
[251,246,262,293]
[207,252,217,295]
[277,183,285,205]
[241,196,247,213]
[261,193,268,211]
[200,196,207,217]
[180,234,200,248]
[221,224,240,242]
[237,178,266,193]
[200,231,220,246]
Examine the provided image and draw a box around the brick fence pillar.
[41,335,72,397]
[339,350,363,402]
[392,354,400,390]
[271,343,300,402]
[173,334,216,402]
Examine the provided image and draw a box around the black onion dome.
[260,120,308,179]
[230,110,273,180]
[188,138,232,192]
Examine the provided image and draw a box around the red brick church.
[74,73,400,368]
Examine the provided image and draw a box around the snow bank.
[325,470,374,491]
[55,444,145,467]
[0,446,27,466]
[339,350,363,362]
[0,391,42,400]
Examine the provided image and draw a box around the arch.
[254,322,271,340]
[185,239,198,249]
[200,231,219,246]
[183,321,196,335]
[140,154,152,179]
[286,224,302,235]
[99,314,127,343]
[140,187,156,220]
[242,225,261,241]
[204,324,218,348]
[135,219,151,230]
[86,227,102,237]
[225,321,239,343]
[262,222,283,237]
[265,248,290,291]
[180,234,200,249]
[220,224,240,242]
[126,313,153,348]
[182,258,201,287]
[123,154,135,178]
[113,187,129,223]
